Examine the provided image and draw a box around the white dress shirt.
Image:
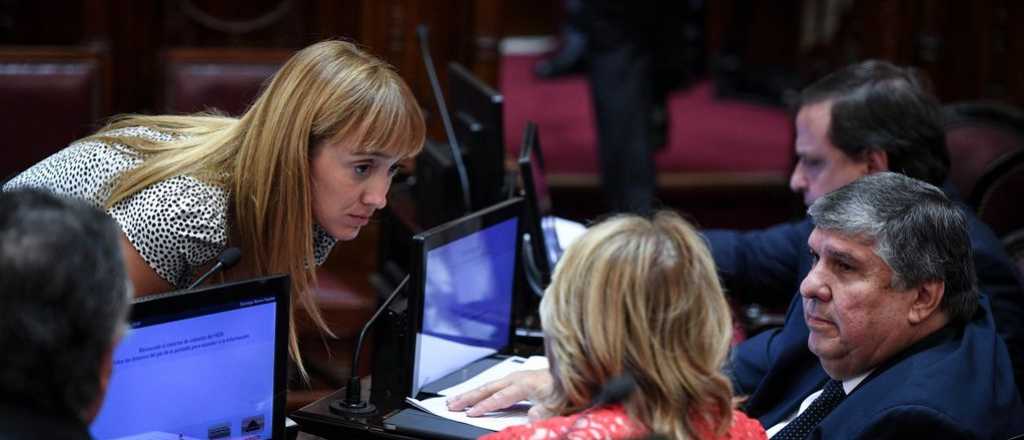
[765,371,872,437]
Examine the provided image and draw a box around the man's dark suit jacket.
[0,402,91,440]
[704,196,1024,398]
[704,196,1024,438]
[731,294,1024,438]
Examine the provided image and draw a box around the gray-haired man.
[0,189,131,439]
[740,172,1023,438]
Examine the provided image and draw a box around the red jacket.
[481,405,766,440]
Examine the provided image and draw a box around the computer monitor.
[449,62,508,213]
[291,201,522,438]
[411,64,507,230]
[518,122,556,288]
[413,138,466,229]
[407,197,522,397]
[90,275,290,440]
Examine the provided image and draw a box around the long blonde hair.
[87,40,425,377]
[539,211,735,439]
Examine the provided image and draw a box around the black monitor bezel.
[448,61,507,212]
[107,275,291,440]
[517,121,552,287]
[407,197,523,397]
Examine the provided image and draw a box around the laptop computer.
[89,275,290,440]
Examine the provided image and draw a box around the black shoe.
[534,31,588,78]
[534,52,586,78]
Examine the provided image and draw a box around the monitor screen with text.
[90,288,282,440]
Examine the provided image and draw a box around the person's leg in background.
[535,0,589,78]
[586,1,676,215]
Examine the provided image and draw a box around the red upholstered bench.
[161,48,292,116]
[0,46,110,180]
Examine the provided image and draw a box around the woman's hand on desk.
[526,401,555,421]
[445,369,553,417]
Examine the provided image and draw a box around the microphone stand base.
[328,399,378,416]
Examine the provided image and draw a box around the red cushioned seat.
[944,101,1024,205]
[0,47,109,180]
[975,149,1024,238]
[161,48,292,116]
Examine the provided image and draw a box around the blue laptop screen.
[413,217,518,394]
[90,296,278,439]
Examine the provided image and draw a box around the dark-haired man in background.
[709,60,1024,400]
[0,189,131,439]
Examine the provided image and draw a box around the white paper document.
[438,356,536,397]
[407,396,530,432]
[415,333,500,396]
[551,216,586,249]
[408,355,550,432]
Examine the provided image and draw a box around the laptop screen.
[411,198,522,396]
[90,276,289,440]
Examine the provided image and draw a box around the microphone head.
[218,247,242,269]
[591,372,637,407]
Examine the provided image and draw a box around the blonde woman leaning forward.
[3,40,425,376]
[475,212,765,440]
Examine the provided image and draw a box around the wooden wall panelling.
[843,0,1023,106]
[963,0,1013,103]
[107,0,160,114]
[920,1,976,103]
[705,0,803,69]
[703,0,805,102]
[745,0,801,68]
[906,0,1018,105]
[357,0,473,140]
[0,1,89,45]
[356,0,413,73]
[311,0,362,42]
[160,47,294,115]
[80,0,112,45]
[0,0,498,121]
[1008,2,1024,106]
[0,46,111,178]
[795,0,1019,106]
[841,0,912,64]
[465,0,503,87]
[986,0,1013,102]
[162,0,309,47]
[796,0,920,88]
[498,0,557,37]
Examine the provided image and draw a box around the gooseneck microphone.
[416,24,473,214]
[330,274,411,416]
[561,372,666,440]
[187,247,242,290]
[590,372,637,408]
[565,372,637,431]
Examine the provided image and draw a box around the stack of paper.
[408,356,549,432]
